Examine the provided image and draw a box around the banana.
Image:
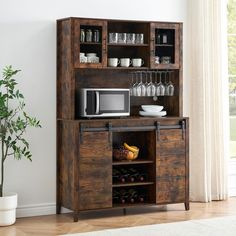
[124,143,139,152]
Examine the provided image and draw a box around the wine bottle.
[120,189,129,204]
[128,168,138,182]
[119,168,129,183]
[137,172,147,182]
[138,193,145,203]
[113,190,120,204]
[112,168,120,183]
[128,189,138,203]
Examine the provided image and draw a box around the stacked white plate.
[139,105,167,117]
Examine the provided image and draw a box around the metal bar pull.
[181,120,185,140]
[107,122,112,143]
[156,121,160,141]
[80,123,85,144]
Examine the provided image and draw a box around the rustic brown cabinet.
[57,17,189,222]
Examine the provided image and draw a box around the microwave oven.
[78,88,130,118]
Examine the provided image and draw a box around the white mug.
[108,58,120,67]
[131,58,144,67]
[120,58,131,67]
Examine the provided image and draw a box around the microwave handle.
[95,91,99,114]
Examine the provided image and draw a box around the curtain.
[187,0,229,202]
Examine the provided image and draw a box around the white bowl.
[86,53,97,57]
[139,110,167,117]
[141,105,163,112]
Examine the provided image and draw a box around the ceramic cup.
[86,53,97,57]
[131,58,144,67]
[87,56,99,63]
[108,58,120,67]
[154,56,160,64]
[120,58,131,67]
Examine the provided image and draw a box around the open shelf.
[113,159,154,165]
[108,43,149,47]
[112,182,154,187]
[155,44,174,47]
[80,42,102,45]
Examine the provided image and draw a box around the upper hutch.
[56,17,188,222]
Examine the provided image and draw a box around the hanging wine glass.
[156,71,165,96]
[167,71,174,96]
[136,71,146,96]
[140,71,146,96]
[144,71,149,96]
[132,72,138,96]
[129,72,134,96]
[164,70,169,96]
[154,71,159,96]
[146,71,156,96]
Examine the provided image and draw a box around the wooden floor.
[1,198,236,236]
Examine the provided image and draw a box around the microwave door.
[86,91,100,115]
[95,91,99,115]
[99,91,129,114]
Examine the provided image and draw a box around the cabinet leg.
[123,208,127,215]
[73,211,79,222]
[184,202,190,211]
[56,204,61,214]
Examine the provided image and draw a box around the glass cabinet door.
[150,23,181,69]
[74,19,107,68]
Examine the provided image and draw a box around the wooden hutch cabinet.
[57,17,189,222]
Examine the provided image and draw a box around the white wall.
[0,0,187,217]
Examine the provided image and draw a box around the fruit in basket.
[123,143,139,160]
[126,151,135,160]
[124,143,138,152]
[113,147,129,161]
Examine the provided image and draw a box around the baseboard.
[16,203,72,218]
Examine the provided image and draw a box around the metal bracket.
[181,120,185,140]
[107,122,112,143]
[156,121,160,141]
[79,123,85,144]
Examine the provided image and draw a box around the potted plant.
[0,66,41,226]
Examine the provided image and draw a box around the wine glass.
[167,71,175,96]
[146,71,156,96]
[164,71,169,96]
[136,72,146,96]
[132,72,138,96]
[144,71,149,96]
[156,71,165,96]
[129,72,134,96]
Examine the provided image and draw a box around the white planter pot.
[0,193,17,226]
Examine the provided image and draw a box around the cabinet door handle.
[107,122,112,144]
[181,120,185,140]
[156,121,160,141]
[95,91,100,115]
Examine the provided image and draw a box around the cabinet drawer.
[160,141,185,155]
[156,177,185,203]
[157,155,186,177]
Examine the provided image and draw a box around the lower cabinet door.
[79,131,112,210]
[156,177,185,203]
[156,128,187,204]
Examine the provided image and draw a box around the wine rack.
[111,130,156,206]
